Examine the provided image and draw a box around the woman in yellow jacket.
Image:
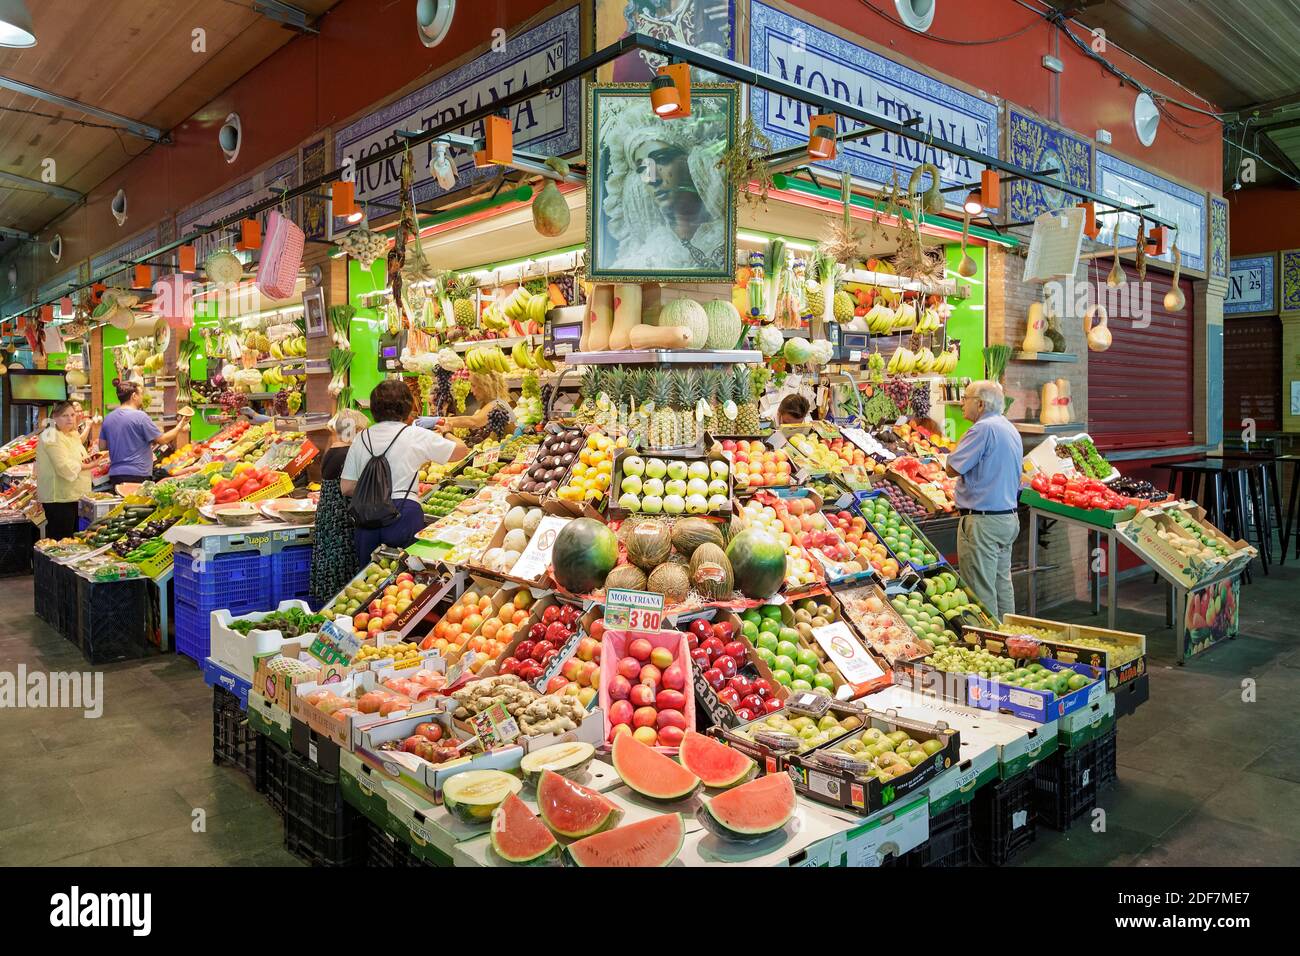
[36,401,98,540]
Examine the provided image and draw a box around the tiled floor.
[1,544,1296,866]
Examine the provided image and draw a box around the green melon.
[443,770,523,825]
[552,517,619,593]
[658,299,709,349]
[688,543,734,601]
[725,528,787,599]
[625,518,672,570]
[646,563,691,603]
[671,517,724,555]
[604,563,648,592]
[702,299,743,350]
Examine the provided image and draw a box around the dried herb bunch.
[717,114,773,207]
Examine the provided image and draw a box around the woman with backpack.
[340,380,469,563]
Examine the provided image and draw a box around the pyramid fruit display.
[419,587,532,669]
[606,634,690,748]
[736,604,837,694]
[750,491,858,579]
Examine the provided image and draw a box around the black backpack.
[348,426,416,529]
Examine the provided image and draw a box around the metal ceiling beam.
[251,1,318,33]
[0,75,169,143]
[0,169,83,204]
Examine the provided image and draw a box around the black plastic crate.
[1095,726,1117,791]
[364,820,439,868]
[283,751,368,867]
[0,520,36,576]
[212,686,258,780]
[903,802,972,868]
[1032,736,1099,831]
[1114,673,1149,718]
[971,770,1036,866]
[76,575,155,663]
[257,735,289,820]
[32,550,56,624]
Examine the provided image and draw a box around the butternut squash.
[1040,381,1059,426]
[607,283,643,350]
[1083,304,1112,352]
[1055,378,1072,425]
[1022,302,1048,353]
[628,323,692,350]
[584,285,613,351]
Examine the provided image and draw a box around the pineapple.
[605,367,628,433]
[628,368,653,434]
[734,366,760,435]
[832,289,855,322]
[713,367,736,434]
[577,367,600,424]
[700,369,720,435]
[675,370,701,446]
[805,280,825,318]
[650,369,677,449]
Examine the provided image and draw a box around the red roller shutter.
[1223,316,1281,433]
[1087,263,1194,451]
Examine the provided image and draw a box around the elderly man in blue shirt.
[945,380,1024,620]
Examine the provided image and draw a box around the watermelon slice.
[679,731,757,789]
[567,813,684,867]
[697,772,796,843]
[612,732,700,802]
[490,793,560,865]
[536,770,623,838]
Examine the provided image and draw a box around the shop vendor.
[98,380,187,490]
[945,380,1023,620]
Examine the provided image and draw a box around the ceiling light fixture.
[807,113,837,161]
[0,0,36,47]
[651,63,691,118]
[430,142,457,190]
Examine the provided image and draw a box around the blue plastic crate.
[174,599,210,663]
[271,545,314,607]
[202,656,251,709]
[174,549,274,616]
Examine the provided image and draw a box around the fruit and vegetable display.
[784,430,843,473]
[727,708,864,755]
[79,505,156,547]
[419,587,534,670]
[421,483,474,517]
[207,467,285,505]
[1058,435,1113,480]
[0,433,39,466]
[738,497,822,591]
[416,489,511,564]
[738,601,842,695]
[605,634,690,748]
[839,587,941,663]
[496,600,582,685]
[449,673,589,737]
[857,495,939,567]
[685,616,784,722]
[889,456,956,512]
[806,725,947,784]
[348,641,422,666]
[920,647,1096,696]
[875,480,928,519]
[612,454,731,517]
[825,507,902,579]
[350,572,429,639]
[719,439,792,490]
[1027,472,1148,511]
[519,426,587,500]
[540,630,601,705]
[919,570,992,628]
[475,503,548,575]
[1108,476,1167,501]
[995,623,1143,668]
[746,491,860,582]
[325,556,400,618]
[1166,509,1235,559]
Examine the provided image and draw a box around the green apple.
[776,640,799,659]
[791,679,813,692]
[641,495,663,514]
[667,460,689,481]
[813,672,834,690]
[644,458,667,479]
[665,479,687,498]
[620,474,643,495]
[792,664,816,683]
[641,477,664,497]
[755,647,776,666]
[773,654,796,674]
[622,455,645,477]
[756,632,779,652]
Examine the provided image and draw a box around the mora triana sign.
[332,5,582,225]
[748,0,1000,201]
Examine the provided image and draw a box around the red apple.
[609,699,634,726]
[576,637,599,662]
[685,633,700,652]
[711,620,735,641]
[561,658,583,682]
[700,636,725,660]
[414,722,442,742]
[715,655,738,680]
[543,605,562,624]
[579,660,600,688]
[689,619,713,641]
[608,723,632,744]
[528,622,548,642]
[728,675,754,698]
[400,735,425,754]
[628,637,653,662]
[722,641,748,662]
[662,662,687,691]
[629,683,656,708]
[657,726,685,748]
[514,640,535,661]
[741,693,765,713]
[588,619,606,643]
[752,678,776,699]
[617,657,642,681]
[734,707,756,722]
[639,664,662,688]
[545,622,571,645]
[717,687,741,707]
[546,675,570,694]
[656,689,687,711]
[763,697,784,713]
[632,706,658,729]
[703,667,724,690]
[608,674,632,701]
[690,647,711,670]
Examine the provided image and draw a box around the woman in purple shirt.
[98,380,185,491]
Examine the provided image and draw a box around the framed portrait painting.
[586,83,738,283]
[302,284,327,339]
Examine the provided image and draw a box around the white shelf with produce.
[564,349,763,366]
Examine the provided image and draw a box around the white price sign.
[812,622,885,686]
[605,588,665,630]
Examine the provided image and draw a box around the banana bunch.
[913,347,937,372]
[887,346,918,375]
[269,335,308,360]
[865,302,896,334]
[931,346,959,374]
[466,346,509,373]
[503,287,550,325]
[481,301,510,332]
[916,307,943,334]
[890,301,918,332]
[509,341,556,372]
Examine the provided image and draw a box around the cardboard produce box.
[682,608,789,730]
[712,694,870,775]
[787,708,960,817]
[993,615,1146,691]
[605,447,734,521]
[1117,503,1254,588]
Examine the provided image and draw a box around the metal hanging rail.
[7,32,1176,321]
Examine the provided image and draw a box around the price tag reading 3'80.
[605,588,666,630]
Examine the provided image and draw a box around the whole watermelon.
[553,518,619,593]
[725,528,787,599]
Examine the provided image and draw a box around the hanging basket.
[258,209,305,300]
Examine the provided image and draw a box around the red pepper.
[1031,475,1049,494]
[1050,472,1068,486]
